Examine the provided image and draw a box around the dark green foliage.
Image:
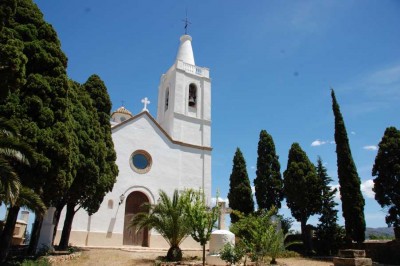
[228,148,254,223]
[81,75,118,215]
[254,130,283,210]
[283,143,322,251]
[58,76,118,250]
[372,127,400,228]
[0,0,74,206]
[0,0,76,258]
[315,157,343,255]
[331,89,365,243]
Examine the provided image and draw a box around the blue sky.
[2,1,399,231]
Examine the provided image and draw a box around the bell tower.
[156,35,211,148]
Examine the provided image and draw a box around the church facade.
[56,34,212,248]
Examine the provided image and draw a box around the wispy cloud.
[363,145,378,151]
[311,139,327,146]
[336,64,400,116]
[351,131,356,135]
[311,139,336,147]
[361,179,375,199]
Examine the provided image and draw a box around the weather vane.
[182,9,191,35]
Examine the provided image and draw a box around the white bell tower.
[156,35,211,148]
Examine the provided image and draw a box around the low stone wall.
[350,241,400,265]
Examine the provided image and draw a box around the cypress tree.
[254,130,283,210]
[58,76,118,250]
[0,0,75,257]
[283,143,322,251]
[331,89,365,243]
[315,157,342,255]
[372,127,400,236]
[228,148,254,223]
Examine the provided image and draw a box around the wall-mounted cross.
[141,97,150,112]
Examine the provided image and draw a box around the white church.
[55,34,212,248]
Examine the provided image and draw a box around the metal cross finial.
[182,9,191,34]
[141,97,150,112]
[121,100,125,107]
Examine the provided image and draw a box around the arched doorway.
[123,191,149,246]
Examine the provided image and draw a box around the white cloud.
[363,145,378,151]
[361,179,375,199]
[211,197,229,207]
[250,166,255,170]
[351,131,356,135]
[311,139,327,147]
[329,184,341,201]
[330,141,336,144]
[251,186,255,194]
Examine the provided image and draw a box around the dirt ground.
[55,248,334,266]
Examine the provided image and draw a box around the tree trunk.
[202,244,206,266]
[300,217,309,253]
[51,201,65,246]
[28,215,43,255]
[58,202,76,250]
[0,206,20,262]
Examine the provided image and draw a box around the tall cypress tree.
[283,143,322,250]
[315,157,341,255]
[254,130,283,210]
[228,148,254,223]
[58,76,118,250]
[331,89,365,243]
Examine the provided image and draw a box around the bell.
[189,96,196,106]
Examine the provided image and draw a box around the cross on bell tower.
[182,10,191,35]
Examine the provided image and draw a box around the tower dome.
[111,106,133,124]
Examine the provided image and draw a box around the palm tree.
[0,118,31,205]
[129,189,192,261]
[0,186,46,262]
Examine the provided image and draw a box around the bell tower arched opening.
[188,83,197,107]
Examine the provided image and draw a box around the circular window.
[130,150,152,174]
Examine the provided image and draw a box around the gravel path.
[55,248,334,266]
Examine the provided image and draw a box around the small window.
[130,150,152,174]
[188,84,197,107]
[108,200,114,209]
[120,116,126,122]
[165,88,169,111]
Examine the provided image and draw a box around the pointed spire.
[176,35,195,65]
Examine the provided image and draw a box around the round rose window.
[130,150,152,174]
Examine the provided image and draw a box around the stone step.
[333,257,372,266]
[339,249,366,258]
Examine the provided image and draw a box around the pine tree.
[254,130,283,210]
[283,143,322,251]
[372,127,400,236]
[315,157,342,255]
[228,148,254,223]
[331,89,365,243]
